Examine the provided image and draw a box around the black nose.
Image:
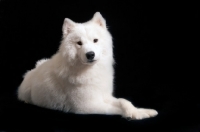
[86,51,95,60]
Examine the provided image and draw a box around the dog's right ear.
[62,18,75,35]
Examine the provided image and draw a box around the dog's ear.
[92,12,106,29]
[62,18,75,35]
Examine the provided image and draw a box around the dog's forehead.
[75,23,100,37]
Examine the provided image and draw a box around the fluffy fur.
[18,12,158,119]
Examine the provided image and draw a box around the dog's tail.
[35,58,49,68]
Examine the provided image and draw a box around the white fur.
[18,12,158,120]
[35,58,49,68]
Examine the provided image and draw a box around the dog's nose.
[86,51,95,60]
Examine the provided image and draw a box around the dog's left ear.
[92,12,106,29]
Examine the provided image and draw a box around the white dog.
[18,12,158,120]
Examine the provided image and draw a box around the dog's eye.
[77,41,82,45]
[93,39,98,43]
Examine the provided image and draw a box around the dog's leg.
[75,97,158,120]
[103,97,158,120]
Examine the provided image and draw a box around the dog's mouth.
[80,58,97,65]
[84,60,97,65]
[87,60,96,63]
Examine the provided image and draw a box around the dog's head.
[59,12,113,65]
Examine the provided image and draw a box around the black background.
[0,0,199,131]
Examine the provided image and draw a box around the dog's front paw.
[124,108,158,120]
[137,108,158,117]
[135,108,158,119]
[119,98,158,120]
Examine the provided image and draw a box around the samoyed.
[18,12,158,120]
